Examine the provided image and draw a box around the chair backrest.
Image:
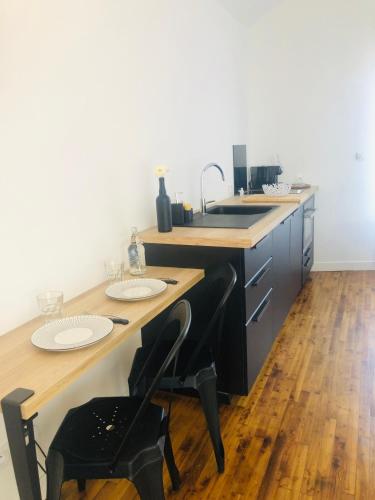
[111,299,191,469]
[180,262,237,380]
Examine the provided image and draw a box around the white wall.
[0,0,247,336]
[246,0,375,270]
[0,1,247,497]
[219,0,284,27]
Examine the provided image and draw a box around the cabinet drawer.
[244,233,272,284]
[303,244,313,281]
[245,289,274,390]
[245,257,273,322]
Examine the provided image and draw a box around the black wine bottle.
[156,177,172,232]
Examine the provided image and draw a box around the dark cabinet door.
[272,216,291,336]
[290,206,303,302]
[246,289,273,389]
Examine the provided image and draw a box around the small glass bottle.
[128,227,146,276]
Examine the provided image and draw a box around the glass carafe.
[128,227,146,276]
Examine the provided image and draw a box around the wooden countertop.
[0,266,204,419]
[141,187,317,249]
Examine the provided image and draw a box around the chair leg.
[164,427,181,490]
[132,459,165,500]
[46,449,65,500]
[197,376,225,473]
[77,478,86,492]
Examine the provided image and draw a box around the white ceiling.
[217,0,283,26]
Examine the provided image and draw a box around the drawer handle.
[251,266,271,287]
[252,297,271,323]
[304,257,311,268]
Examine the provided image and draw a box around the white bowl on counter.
[262,183,291,197]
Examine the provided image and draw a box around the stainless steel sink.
[180,205,278,229]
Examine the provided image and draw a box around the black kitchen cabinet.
[272,215,291,336]
[273,206,304,336]
[145,196,315,396]
[144,244,246,395]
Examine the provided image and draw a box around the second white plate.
[105,279,167,301]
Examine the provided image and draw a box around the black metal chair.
[45,299,192,500]
[129,263,237,473]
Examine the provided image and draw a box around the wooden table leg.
[1,388,42,500]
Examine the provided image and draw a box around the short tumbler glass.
[37,290,64,323]
[104,260,123,283]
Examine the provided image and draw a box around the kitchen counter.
[0,266,203,420]
[141,187,318,249]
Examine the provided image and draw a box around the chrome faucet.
[200,163,225,215]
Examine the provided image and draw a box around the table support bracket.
[1,388,42,500]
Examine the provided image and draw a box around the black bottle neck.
[159,177,167,196]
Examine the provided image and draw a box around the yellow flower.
[154,164,168,177]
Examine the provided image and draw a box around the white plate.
[31,315,114,351]
[105,279,167,301]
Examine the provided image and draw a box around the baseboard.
[312,261,375,271]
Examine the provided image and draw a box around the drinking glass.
[104,260,123,283]
[37,290,64,323]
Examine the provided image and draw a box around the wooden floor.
[61,271,375,499]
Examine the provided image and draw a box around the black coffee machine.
[248,165,283,194]
[232,145,283,194]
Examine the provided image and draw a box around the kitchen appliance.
[249,166,283,194]
[303,207,315,253]
[303,198,316,283]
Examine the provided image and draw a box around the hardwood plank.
[60,271,375,499]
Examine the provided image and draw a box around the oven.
[303,207,315,252]
[303,198,316,282]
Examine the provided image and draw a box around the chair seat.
[50,397,165,477]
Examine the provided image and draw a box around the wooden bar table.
[0,266,204,500]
